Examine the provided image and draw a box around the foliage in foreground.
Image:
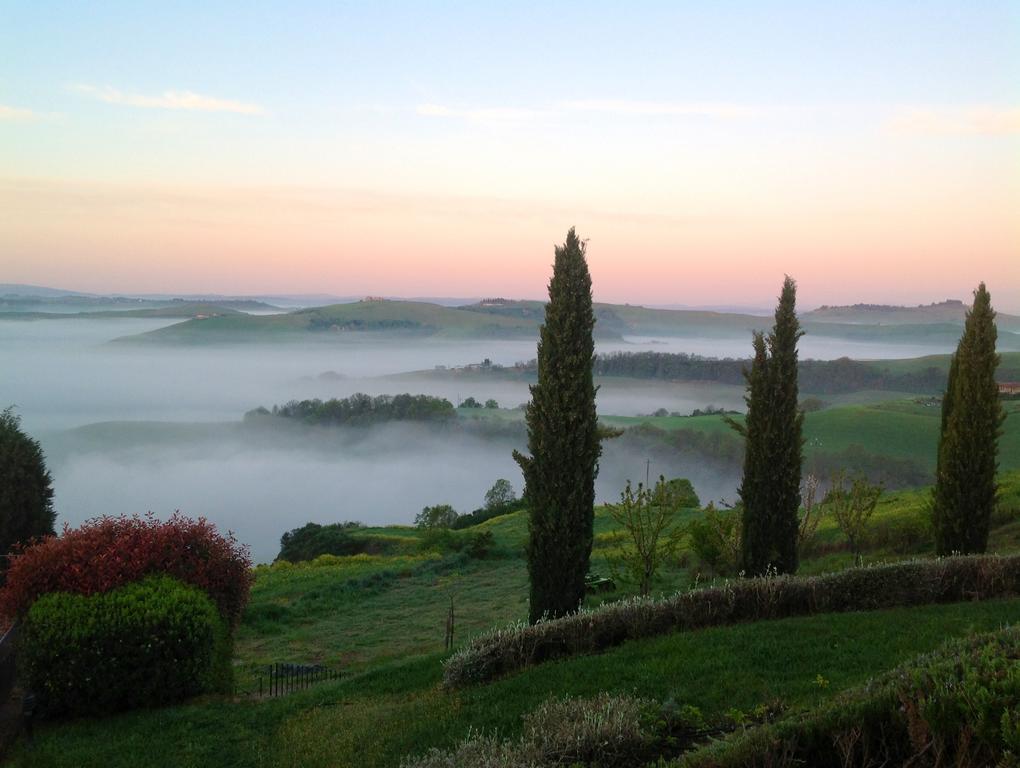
[9,599,1019,768]
[1,513,253,627]
[678,625,1020,767]
[0,406,55,570]
[407,626,1020,768]
[22,576,230,717]
[401,693,652,768]
[443,553,1020,686]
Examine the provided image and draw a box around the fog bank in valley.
[1,316,958,561]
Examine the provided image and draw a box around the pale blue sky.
[1,2,1017,305]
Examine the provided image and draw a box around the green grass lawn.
[238,469,1020,684]
[12,598,1019,768]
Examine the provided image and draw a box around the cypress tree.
[514,228,601,623]
[731,332,770,575]
[932,283,1005,554]
[730,277,804,575]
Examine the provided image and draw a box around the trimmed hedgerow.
[401,693,654,768]
[676,625,1020,767]
[21,575,230,717]
[444,554,1020,686]
[1,513,253,628]
[410,627,1020,768]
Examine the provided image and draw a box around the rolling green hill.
[112,300,545,344]
[803,299,1020,330]
[107,297,1020,347]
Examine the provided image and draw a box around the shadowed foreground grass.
[11,597,1019,768]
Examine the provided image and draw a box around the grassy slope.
[13,599,1019,768]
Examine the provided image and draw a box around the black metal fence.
[254,663,341,698]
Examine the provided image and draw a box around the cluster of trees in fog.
[588,352,948,395]
[245,393,455,427]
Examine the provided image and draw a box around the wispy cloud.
[415,99,758,123]
[560,100,758,119]
[415,103,540,122]
[0,104,37,122]
[887,106,1020,136]
[70,84,265,115]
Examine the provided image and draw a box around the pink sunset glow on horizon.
[2,4,1018,311]
[1,174,1017,311]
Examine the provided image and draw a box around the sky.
[1,2,1018,310]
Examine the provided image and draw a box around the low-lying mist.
[41,421,740,562]
[1,315,953,561]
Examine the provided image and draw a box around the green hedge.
[407,627,1020,767]
[677,626,1020,766]
[444,554,1020,686]
[21,575,230,716]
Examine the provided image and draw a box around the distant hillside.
[113,299,546,344]
[0,283,94,298]
[804,300,1020,331]
[0,302,247,321]
[108,297,1020,348]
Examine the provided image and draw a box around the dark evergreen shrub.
[21,575,229,717]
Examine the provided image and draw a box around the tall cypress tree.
[765,276,804,573]
[731,332,770,575]
[932,283,1005,554]
[730,277,804,575]
[514,228,601,623]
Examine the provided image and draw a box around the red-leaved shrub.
[0,513,253,628]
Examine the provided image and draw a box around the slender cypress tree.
[730,277,804,575]
[765,277,804,573]
[514,228,601,623]
[933,283,1005,554]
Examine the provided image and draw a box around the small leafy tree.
[460,397,482,409]
[686,502,742,576]
[415,504,459,529]
[797,474,825,558]
[827,472,882,564]
[0,407,56,571]
[664,478,700,509]
[484,399,499,409]
[483,479,517,511]
[607,476,684,596]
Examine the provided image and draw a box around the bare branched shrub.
[608,476,685,596]
[827,472,883,564]
[797,474,825,558]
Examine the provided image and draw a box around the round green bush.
[21,575,229,717]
